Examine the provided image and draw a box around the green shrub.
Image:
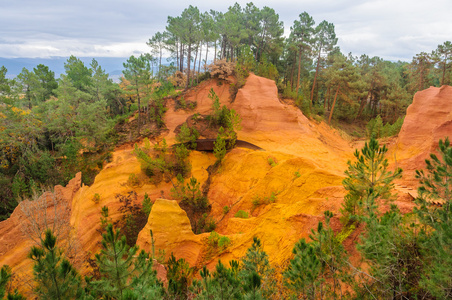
[218,236,231,249]
[252,192,277,211]
[92,193,101,204]
[134,138,191,182]
[223,205,230,214]
[252,195,262,210]
[235,210,249,219]
[366,116,404,139]
[142,193,152,217]
[207,231,231,251]
[127,173,140,187]
[214,128,227,162]
[171,176,211,233]
[267,157,277,167]
[176,123,199,149]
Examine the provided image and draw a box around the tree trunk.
[204,42,209,72]
[193,43,199,86]
[328,85,340,124]
[198,43,202,80]
[159,46,162,79]
[180,44,184,73]
[176,40,179,71]
[136,79,141,135]
[296,47,302,97]
[310,51,322,110]
[186,43,191,90]
[221,38,226,60]
[324,85,330,110]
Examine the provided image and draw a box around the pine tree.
[415,137,452,298]
[28,230,83,299]
[167,253,193,299]
[214,127,227,163]
[356,202,425,299]
[284,239,321,299]
[92,224,137,298]
[309,211,350,299]
[341,137,402,221]
[128,250,164,299]
[240,237,274,298]
[0,265,11,299]
[141,192,153,217]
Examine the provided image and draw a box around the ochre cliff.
[391,85,452,185]
[0,173,82,296]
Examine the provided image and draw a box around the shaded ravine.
[178,139,264,151]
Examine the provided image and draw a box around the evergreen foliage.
[141,192,153,217]
[28,230,83,300]
[356,204,426,299]
[171,175,211,233]
[341,137,402,220]
[176,123,199,149]
[240,237,275,298]
[366,115,404,139]
[0,265,11,299]
[134,138,191,182]
[284,238,321,299]
[415,138,452,298]
[213,127,227,163]
[167,253,193,299]
[91,224,163,299]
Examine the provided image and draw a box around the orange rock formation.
[391,85,452,185]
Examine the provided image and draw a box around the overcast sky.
[1,0,451,62]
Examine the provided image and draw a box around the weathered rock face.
[392,85,452,184]
[232,74,353,173]
[136,199,208,266]
[69,148,213,275]
[0,173,82,296]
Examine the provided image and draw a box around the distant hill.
[0,57,128,79]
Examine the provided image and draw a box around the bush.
[267,157,277,167]
[116,191,148,247]
[134,138,191,183]
[223,205,230,214]
[252,192,277,211]
[234,210,249,219]
[208,59,235,82]
[207,231,230,249]
[206,231,231,257]
[127,173,140,187]
[214,128,227,162]
[366,116,404,139]
[255,55,278,81]
[229,61,249,100]
[142,193,152,217]
[176,124,199,149]
[92,193,101,204]
[171,175,212,233]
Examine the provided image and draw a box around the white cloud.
[1,0,451,61]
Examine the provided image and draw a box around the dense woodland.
[0,3,452,299]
